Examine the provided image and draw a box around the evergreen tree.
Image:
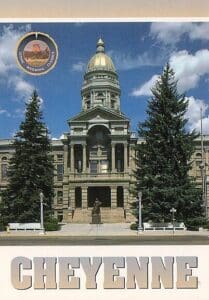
[0,90,54,224]
[133,64,204,226]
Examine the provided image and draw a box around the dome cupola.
[86,38,116,73]
[81,38,121,112]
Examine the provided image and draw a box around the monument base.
[91,214,102,224]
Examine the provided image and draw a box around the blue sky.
[1,22,209,139]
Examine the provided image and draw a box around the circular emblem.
[16,32,58,75]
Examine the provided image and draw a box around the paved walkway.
[0,223,209,237]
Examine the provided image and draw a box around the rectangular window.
[90,160,97,174]
[57,210,63,222]
[57,164,64,181]
[101,160,108,173]
[86,101,90,109]
[76,160,82,173]
[57,191,63,205]
[111,100,115,109]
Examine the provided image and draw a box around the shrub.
[44,216,60,231]
[130,223,138,230]
[203,219,209,230]
[0,222,5,231]
[186,217,206,231]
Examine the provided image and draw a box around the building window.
[116,144,124,172]
[57,191,63,205]
[57,164,63,181]
[90,160,97,174]
[86,101,90,109]
[76,160,82,173]
[1,164,8,180]
[57,154,63,161]
[75,187,82,208]
[117,186,124,207]
[101,160,108,173]
[57,210,63,222]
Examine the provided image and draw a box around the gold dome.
[86,38,116,73]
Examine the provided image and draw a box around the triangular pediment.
[69,106,129,123]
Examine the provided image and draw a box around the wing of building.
[0,39,207,223]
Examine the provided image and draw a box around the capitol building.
[0,39,208,223]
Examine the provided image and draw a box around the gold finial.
[96,38,105,53]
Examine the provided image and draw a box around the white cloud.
[151,22,209,44]
[0,24,31,75]
[72,49,164,73]
[108,50,162,71]
[132,49,209,97]
[169,49,209,93]
[72,61,86,72]
[0,107,11,117]
[0,24,34,101]
[131,75,159,96]
[8,76,34,100]
[185,96,209,134]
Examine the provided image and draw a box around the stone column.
[111,186,117,208]
[124,143,128,171]
[111,143,116,172]
[82,186,88,209]
[69,188,75,209]
[83,144,87,172]
[70,144,74,172]
[63,144,68,175]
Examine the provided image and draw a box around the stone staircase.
[70,207,128,223]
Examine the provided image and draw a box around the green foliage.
[133,64,204,224]
[186,217,206,231]
[44,216,60,231]
[202,219,209,230]
[0,91,54,224]
[130,223,138,230]
[0,220,6,231]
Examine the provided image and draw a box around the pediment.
[69,107,129,123]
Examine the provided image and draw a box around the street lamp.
[170,207,176,235]
[39,191,45,235]
[138,191,143,234]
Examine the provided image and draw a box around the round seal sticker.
[16,32,58,75]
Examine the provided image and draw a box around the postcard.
[0,1,209,300]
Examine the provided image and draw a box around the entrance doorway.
[88,187,111,207]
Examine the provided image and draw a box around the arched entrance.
[87,125,111,174]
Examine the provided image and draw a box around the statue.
[91,198,102,224]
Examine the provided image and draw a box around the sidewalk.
[1,223,209,237]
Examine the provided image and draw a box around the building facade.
[0,39,208,223]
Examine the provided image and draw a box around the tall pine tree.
[134,64,203,226]
[0,91,54,224]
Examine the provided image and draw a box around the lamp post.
[170,207,176,235]
[138,191,143,234]
[39,191,45,235]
